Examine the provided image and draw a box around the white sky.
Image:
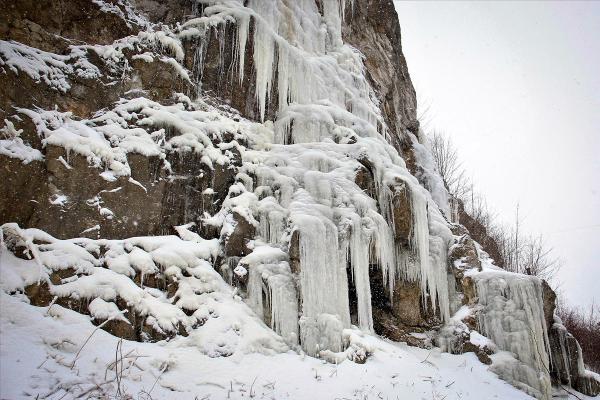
[393,1,600,309]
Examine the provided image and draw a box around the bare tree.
[427,131,471,199]
[425,129,561,282]
[520,235,562,280]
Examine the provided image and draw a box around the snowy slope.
[0,226,594,400]
[1,289,536,400]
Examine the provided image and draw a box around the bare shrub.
[557,301,600,373]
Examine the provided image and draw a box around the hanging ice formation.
[473,271,552,400]
[180,0,452,356]
[247,261,299,346]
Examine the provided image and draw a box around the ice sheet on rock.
[411,133,451,218]
[241,245,298,346]
[181,1,382,126]
[473,270,552,400]
[180,2,453,335]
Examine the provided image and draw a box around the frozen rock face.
[1,0,445,355]
[341,0,419,159]
[542,283,600,397]
[548,322,600,396]
[1,1,598,399]
[472,271,552,400]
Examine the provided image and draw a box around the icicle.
[258,198,286,245]
[247,262,299,346]
[368,209,396,297]
[254,24,274,121]
[247,266,265,319]
[277,43,290,114]
[349,214,373,332]
[267,267,299,346]
[292,192,351,356]
[237,14,250,84]
[192,33,208,97]
[217,25,226,78]
[248,1,278,121]
[428,235,451,321]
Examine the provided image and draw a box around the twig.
[115,338,124,397]
[561,385,583,400]
[249,376,257,398]
[70,310,128,369]
[45,296,58,316]
[421,350,432,363]
[148,363,168,395]
[37,355,50,369]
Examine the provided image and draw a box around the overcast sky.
[393,1,600,309]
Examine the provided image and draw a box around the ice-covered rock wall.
[473,271,552,399]
[1,0,598,398]
[177,0,454,355]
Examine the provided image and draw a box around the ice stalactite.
[247,262,299,346]
[247,265,266,320]
[267,266,299,346]
[251,20,275,121]
[236,13,249,84]
[257,197,287,245]
[473,271,552,400]
[340,214,373,332]
[184,0,382,126]
[551,321,577,386]
[292,190,351,356]
[368,210,396,298]
[428,235,451,322]
[374,175,451,321]
[180,0,455,356]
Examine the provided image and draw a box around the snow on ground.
[0,290,537,400]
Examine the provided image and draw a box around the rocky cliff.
[0,1,598,399]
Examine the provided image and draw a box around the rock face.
[1,1,597,399]
[341,0,419,155]
[542,282,600,396]
[456,199,504,268]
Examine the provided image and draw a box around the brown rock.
[548,323,600,396]
[541,280,556,329]
[462,341,492,365]
[372,308,429,348]
[288,230,301,274]
[24,282,54,307]
[224,211,255,257]
[461,276,478,306]
[0,0,139,53]
[390,183,412,246]
[391,280,423,326]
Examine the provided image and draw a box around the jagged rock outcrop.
[542,281,600,396]
[341,0,419,153]
[455,198,504,268]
